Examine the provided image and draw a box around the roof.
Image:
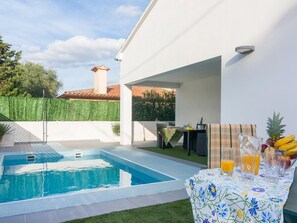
[57,84,171,101]
[91,65,110,72]
[115,0,158,60]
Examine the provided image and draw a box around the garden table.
[159,127,203,154]
[179,129,206,156]
[185,165,295,223]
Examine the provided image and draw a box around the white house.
[116,0,297,145]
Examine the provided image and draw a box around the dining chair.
[207,124,257,169]
[156,123,172,149]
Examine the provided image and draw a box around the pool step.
[31,143,64,160]
[38,153,63,162]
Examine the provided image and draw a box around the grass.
[66,199,194,223]
[138,145,207,165]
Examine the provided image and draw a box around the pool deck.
[0,140,205,223]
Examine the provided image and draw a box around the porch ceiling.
[129,56,221,89]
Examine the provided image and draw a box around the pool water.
[0,151,173,203]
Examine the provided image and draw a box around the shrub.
[112,122,120,136]
[0,123,12,139]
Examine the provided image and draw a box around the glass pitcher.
[239,134,263,181]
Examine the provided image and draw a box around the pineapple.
[266,112,286,145]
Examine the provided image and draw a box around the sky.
[0,0,150,94]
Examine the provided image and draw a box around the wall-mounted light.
[235,45,255,54]
[114,53,123,61]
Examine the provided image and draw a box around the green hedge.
[132,90,175,121]
[0,93,175,121]
[0,96,120,121]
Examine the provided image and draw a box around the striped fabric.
[207,124,257,169]
[159,127,183,147]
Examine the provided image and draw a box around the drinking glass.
[265,150,286,181]
[221,147,235,176]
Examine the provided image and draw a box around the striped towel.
[160,127,183,147]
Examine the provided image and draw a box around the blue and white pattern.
[185,167,295,223]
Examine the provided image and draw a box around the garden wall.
[0,121,165,146]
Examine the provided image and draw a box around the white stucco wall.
[221,1,297,138]
[0,121,161,146]
[119,0,297,139]
[120,84,133,145]
[176,75,221,127]
[120,0,225,84]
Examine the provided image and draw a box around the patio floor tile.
[0,214,25,223]
[25,210,59,223]
[127,195,160,207]
[148,189,188,203]
[55,205,89,222]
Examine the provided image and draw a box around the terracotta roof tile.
[131,86,167,97]
[91,65,110,72]
[57,84,172,100]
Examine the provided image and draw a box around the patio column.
[120,84,132,145]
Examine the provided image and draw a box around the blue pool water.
[0,151,173,203]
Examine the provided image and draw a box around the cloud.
[115,5,142,17]
[23,36,125,68]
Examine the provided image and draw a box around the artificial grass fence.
[138,146,207,165]
[0,96,120,121]
[66,199,194,223]
[0,93,175,121]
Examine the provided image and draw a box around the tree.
[20,62,63,98]
[132,90,175,121]
[0,36,27,96]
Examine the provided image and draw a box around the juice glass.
[221,147,235,176]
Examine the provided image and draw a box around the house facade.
[116,0,297,145]
[58,65,171,101]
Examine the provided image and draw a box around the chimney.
[91,65,110,94]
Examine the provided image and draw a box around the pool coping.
[0,189,189,223]
[0,144,202,221]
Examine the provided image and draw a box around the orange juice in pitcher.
[254,154,261,175]
[241,154,256,173]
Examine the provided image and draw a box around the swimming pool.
[0,150,174,203]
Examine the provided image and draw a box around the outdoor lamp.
[235,45,255,54]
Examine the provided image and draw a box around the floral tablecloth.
[185,166,295,223]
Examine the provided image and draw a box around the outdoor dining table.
[185,164,296,223]
[159,127,203,155]
[179,129,206,156]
